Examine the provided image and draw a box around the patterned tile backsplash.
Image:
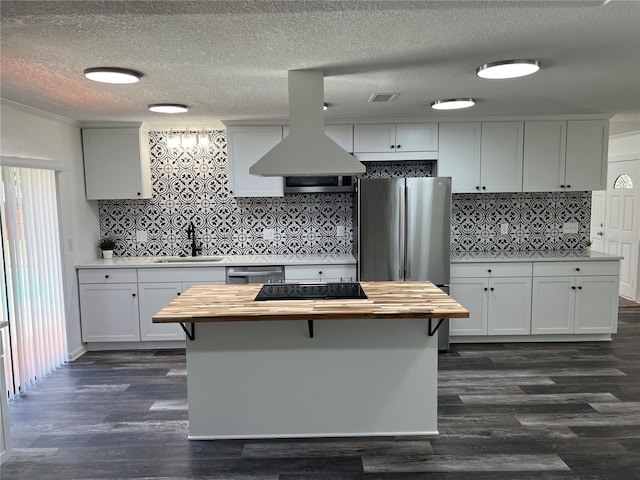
[99,130,590,256]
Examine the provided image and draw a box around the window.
[613,174,633,189]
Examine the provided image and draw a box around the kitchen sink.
[153,256,224,264]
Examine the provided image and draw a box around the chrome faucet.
[186,221,202,257]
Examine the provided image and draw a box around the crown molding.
[0,98,79,126]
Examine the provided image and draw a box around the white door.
[590,190,606,251]
[605,159,639,300]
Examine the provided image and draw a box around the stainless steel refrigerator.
[357,177,452,349]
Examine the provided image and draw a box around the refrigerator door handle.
[398,182,406,279]
[405,183,411,279]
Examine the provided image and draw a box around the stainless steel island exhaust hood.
[249,70,366,177]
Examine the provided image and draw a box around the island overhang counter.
[153,281,469,439]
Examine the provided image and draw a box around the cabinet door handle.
[137,192,141,196]
[396,144,401,149]
[132,293,136,297]
[484,287,488,291]
[490,287,494,291]
[476,186,480,190]
[177,292,181,296]
[572,286,576,290]
[105,275,109,279]
[578,286,582,290]
[487,269,492,273]
[390,145,395,150]
[318,271,323,275]
[575,267,580,271]
[560,184,565,188]
[482,186,486,190]
[566,185,571,189]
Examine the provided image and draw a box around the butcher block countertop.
[153,281,469,323]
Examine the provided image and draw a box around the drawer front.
[137,267,226,283]
[451,262,532,278]
[286,264,356,282]
[78,268,137,284]
[533,261,619,277]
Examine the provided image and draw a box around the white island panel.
[186,318,438,439]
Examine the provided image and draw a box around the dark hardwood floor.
[3,308,639,479]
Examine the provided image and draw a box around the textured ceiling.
[1,1,639,133]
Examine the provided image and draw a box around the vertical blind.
[1,166,67,399]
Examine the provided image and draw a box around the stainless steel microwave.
[283,175,356,194]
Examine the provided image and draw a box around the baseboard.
[67,345,87,361]
[84,340,186,351]
[451,333,612,343]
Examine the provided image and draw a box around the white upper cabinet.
[353,123,438,158]
[82,127,151,200]
[565,120,608,191]
[523,120,607,191]
[353,124,398,153]
[324,125,354,152]
[226,126,284,197]
[480,122,524,192]
[283,125,354,152]
[438,122,523,193]
[523,121,567,191]
[437,122,482,192]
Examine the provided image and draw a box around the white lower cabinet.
[449,262,532,336]
[79,266,227,344]
[531,261,619,335]
[137,267,226,342]
[450,259,619,340]
[448,278,488,335]
[285,264,357,283]
[138,283,185,341]
[79,283,140,342]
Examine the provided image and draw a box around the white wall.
[0,102,99,360]
[609,131,640,159]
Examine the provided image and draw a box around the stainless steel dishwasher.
[225,265,285,284]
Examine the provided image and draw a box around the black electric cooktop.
[255,282,368,301]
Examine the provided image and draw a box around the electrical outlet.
[500,223,509,235]
[563,222,579,234]
[263,228,275,240]
[336,226,345,237]
[136,230,148,243]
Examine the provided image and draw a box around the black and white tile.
[98,130,591,256]
[450,191,591,252]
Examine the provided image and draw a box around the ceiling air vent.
[368,93,400,103]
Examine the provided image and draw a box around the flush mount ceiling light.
[431,98,476,110]
[83,67,142,84]
[476,59,541,79]
[148,104,189,114]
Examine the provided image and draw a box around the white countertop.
[77,253,357,269]
[451,250,622,263]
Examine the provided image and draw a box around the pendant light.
[167,131,181,148]
[197,129,210,146]
[181,131,197,148]
[476,60,541,79]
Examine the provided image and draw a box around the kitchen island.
[153,281,468,439]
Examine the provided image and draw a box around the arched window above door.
[613,174,633,189]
